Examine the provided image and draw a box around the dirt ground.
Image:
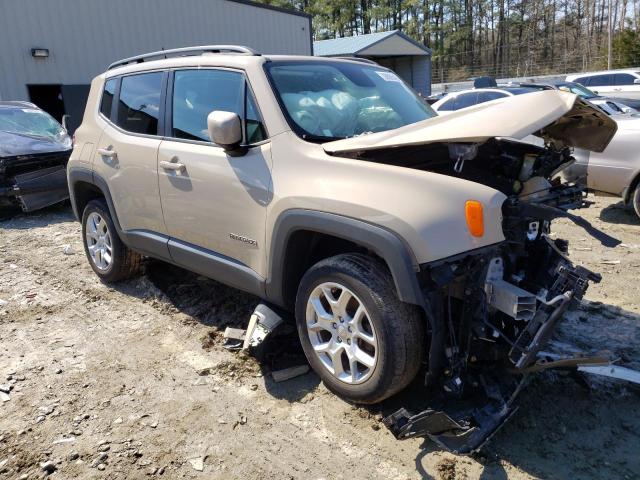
[0,194,639,480]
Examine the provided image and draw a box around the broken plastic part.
[244,302,285,350]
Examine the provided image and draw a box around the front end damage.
[0,150,71,214]
[371,141,616,454]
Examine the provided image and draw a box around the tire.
[295,253,425,404]
[81,199,141,282]
[632,185,640,218]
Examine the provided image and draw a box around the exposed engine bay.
[342,138,620,453]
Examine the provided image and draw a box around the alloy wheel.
[85,212,113,271]
[305,282,378,384]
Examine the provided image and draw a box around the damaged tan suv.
[68,46,618,453]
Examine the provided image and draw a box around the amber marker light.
[465,200,484,237]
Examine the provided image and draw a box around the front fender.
[266,209,426,308]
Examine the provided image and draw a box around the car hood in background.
[323,90,617,154]
[0,130,72,157]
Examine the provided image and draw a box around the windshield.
[0,107,67,141]
[264,61,436,141]
[556,83,598,99]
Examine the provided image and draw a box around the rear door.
[610,73,640,99]
[93,71,167,235]
[158,68,272,283]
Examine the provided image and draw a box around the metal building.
[0,0,312,133]
[314,30,432,96]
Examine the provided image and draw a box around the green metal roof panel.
[314,30,401,56]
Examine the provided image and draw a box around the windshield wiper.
[302,133,345,143]
[0,130,56,142]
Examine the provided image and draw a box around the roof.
[314,30,431,57]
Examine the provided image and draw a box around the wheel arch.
[266,209,426,311]
[68,167,122,232]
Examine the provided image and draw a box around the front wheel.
[295,254,425,404]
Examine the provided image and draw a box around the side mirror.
[634,78,640,85]
[61,114,70,132]
[207,111,242,151]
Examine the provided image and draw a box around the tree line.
[258,0,640,83]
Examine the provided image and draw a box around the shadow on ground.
[115,259,640,480]
[599,201,640,226]
[0,201,74,229]
[114,259,319,403]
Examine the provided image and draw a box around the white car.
[566,70,640,100]
[431,86,541,115]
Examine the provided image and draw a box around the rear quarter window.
[115,72,163,135]
[614,73,637,86]
[100,79,117,119]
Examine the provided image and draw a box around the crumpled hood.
[323,90,617,154]
[0,130,72,157]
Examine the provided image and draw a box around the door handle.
[97,147,117,158]
[160,160,185,172]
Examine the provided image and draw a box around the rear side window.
[454,92,479,109]
[100,79,116,118]
[172,69,266,144]
[614,73,637,85]
[437,97,457,111]
[477,91,508,103]
[573,76,589,86]
[116,72,163,135]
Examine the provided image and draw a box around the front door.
[158,68,271,282]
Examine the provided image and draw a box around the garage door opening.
[27,84,65,122]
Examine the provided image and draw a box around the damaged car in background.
[70,52,625,456]
[0,101,72,218]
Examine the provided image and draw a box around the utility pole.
[607,0,612,70]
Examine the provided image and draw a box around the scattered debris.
[223,327,246,350]
[52,436,75,444]
[63,244,75,255]
[40,460,56,474]
[272,364,310,383]
[0,392,9,402]
[601,259,621,265]
[189,457,205,471]
[243,302,284,351]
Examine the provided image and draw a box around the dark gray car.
[0,101,72,217]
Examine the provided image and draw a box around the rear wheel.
[295,253,425,404]
[81,199,141,282]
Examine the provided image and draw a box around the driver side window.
[171,69,266,144]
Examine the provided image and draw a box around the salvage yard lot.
[0,195,639,479]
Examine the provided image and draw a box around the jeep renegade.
[68,45,618,452]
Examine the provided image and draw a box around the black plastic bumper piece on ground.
[383,401,517,455]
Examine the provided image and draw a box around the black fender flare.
[68,167,123,232]
[266,209,426,308]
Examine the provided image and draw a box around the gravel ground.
[0,194,638,479]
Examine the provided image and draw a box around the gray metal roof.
[314,30,431,57]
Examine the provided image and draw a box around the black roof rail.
[108,45,260,70]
